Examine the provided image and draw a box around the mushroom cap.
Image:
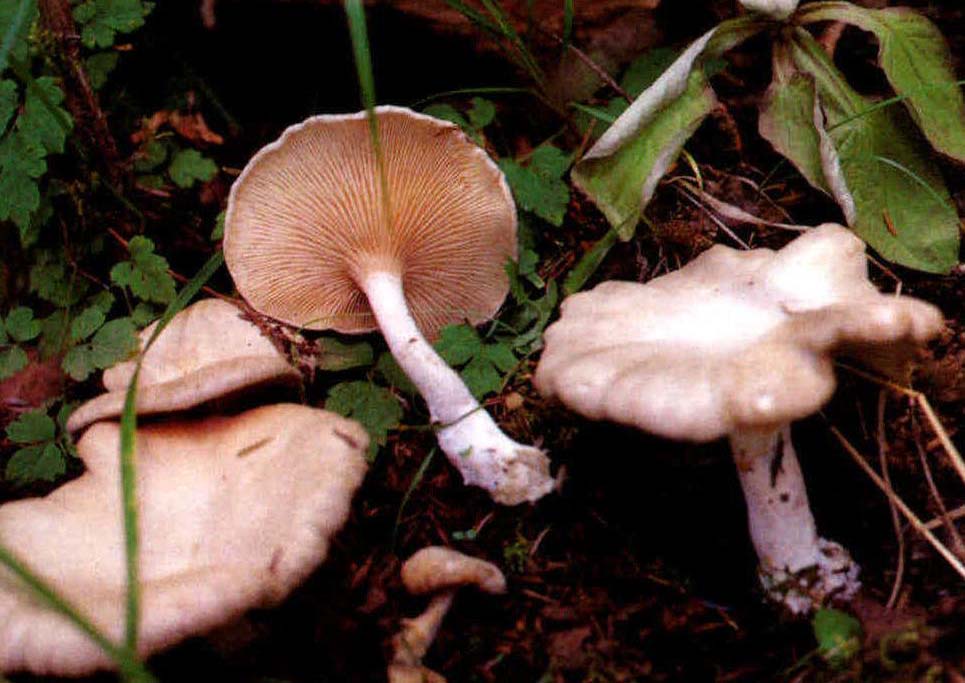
[535,224,944,442]
[223,105,518,340]
[0,403,368,676]
[401,546,506,596]
[66,298,300,433]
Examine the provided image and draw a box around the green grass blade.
[872,155,955,210]
[562,0,574,51]
[439,0,500,33]
[563,229,618,295]
[569,101,617,124]
[411,86,532,108]
[119,251,224,651]
[0,543,156,682]
[0,0,32,73]
[344,0,391,228]
[477,0,545,86]
[392,448,436,550]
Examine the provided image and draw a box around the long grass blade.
[0,0,31,73]
[477,0,545,87]
[562,0,574,52]
[119,251,224,652]
[344,0,391,228]
[0,543,156,682]
[391,448,436,550]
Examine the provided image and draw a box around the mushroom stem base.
[730,427,859,614]
[361,271,554,505]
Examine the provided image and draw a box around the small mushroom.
[535,224,944,613]
[389,546,506,683]
[223,106,554,505]
[0,403,368,676]
[66,298,300,433]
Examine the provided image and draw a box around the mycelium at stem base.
[730,426,860,615]
[362,271,554,506]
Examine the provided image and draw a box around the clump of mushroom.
[389,546,506,683]
[0,403,368,676]
[535,224,944,613]
[223,106,554,505]
[66,298,300,433]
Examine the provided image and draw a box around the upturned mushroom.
[535,224,944,613]
[0,403,368,675]
[223,106,553,505]
[66,298,300,433]
[389,546,506,683]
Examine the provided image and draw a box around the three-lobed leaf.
[167,148,218,189]
[6,410,56,443]
[435,323,517,398]
[73,0,152,49]
[62,317,138,381]
[110,235,177,304]
[326,380,403,461]
[498,145,571,227]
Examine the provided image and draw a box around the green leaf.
[621,47,681,98]
[800,3,965,162]
[70,305,107,342]
[134,139,166,173]
[0,346,27,380]
[6,409,56,443]
[326,380,402,461]
[435,324,517,398]
[210,209,225,241]
[0,79,17,133]
[572,18,765,240]
[0,129,46,231]
[73,0,151,49]
[315,337,373,372]
[376,352,417,395]
[30,257,87,307]
[423,103,469,130]
[110,235,177,303]
[85,51,119,90]
[20,76,72,155]
[498,145,571,226]
[4,306,41,342]
[792,30,960,272]
[131,302,157,326]
[39,310,70,358]
[812,607,862,667]
[758,47,830,194]
[167,148,217,188]
[5,443,66,485]
[0,0,37,71]
[62,317,138,381]
[467,97,496,129]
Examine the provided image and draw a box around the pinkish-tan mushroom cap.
[0,403,368,676]
[535,224,944,441]
[223,105,517,340]
[66,298,300,433]
[401,546,506,596]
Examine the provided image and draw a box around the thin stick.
[876,392,905,610]
[924,504,965,531]
[836,363,965,487]
[828,423,965,580]
[911,413,965,558]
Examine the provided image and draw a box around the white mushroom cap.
[401,546,507,596]
[0,403,368,676]
[223,105,517,340]
[66,299,300,433]
[535,224,944,441]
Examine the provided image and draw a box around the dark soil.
[3,1,964,682]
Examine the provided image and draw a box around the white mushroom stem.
[391,591,455,667]
[361,271,554,505]
[729,426,859,614]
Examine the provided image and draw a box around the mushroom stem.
[392,591,456,667]
[729,426,859,613]
[361,271,553,505]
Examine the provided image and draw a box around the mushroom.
[66,298,300,433]
[534,224,944,613]
[389,546,506,683]
[222,106,553,505]
[0,403,368,675]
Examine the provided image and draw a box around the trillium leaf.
[758,45,830,194]
[799,2,965,163]
[792,30,959,273]
[571,17,766,241]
